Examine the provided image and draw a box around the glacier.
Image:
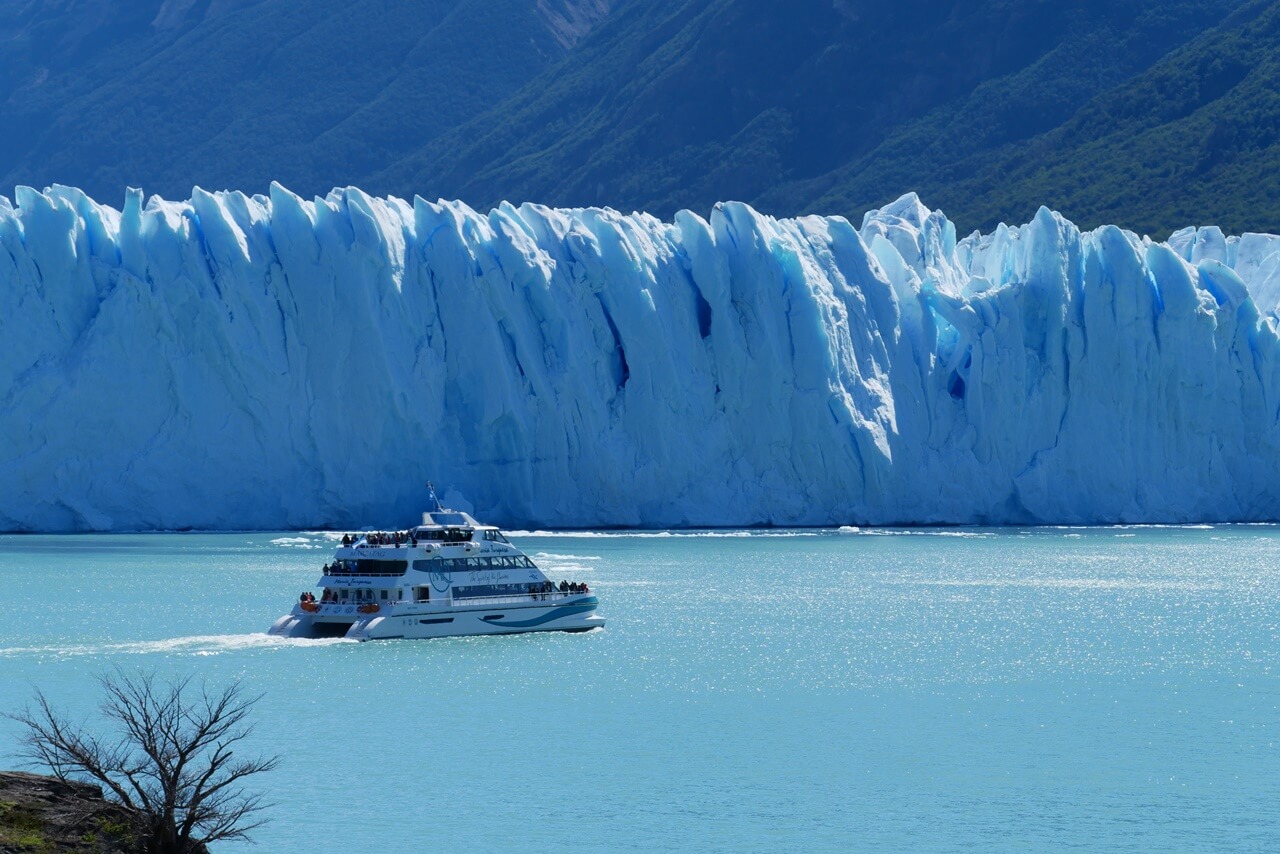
[2,183,1280,531]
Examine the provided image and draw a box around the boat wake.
[0,633,348,659]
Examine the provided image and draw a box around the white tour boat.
[268,491,604,641]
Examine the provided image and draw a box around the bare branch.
[8,670,281,853]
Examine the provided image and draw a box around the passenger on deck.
[560,580,569,593]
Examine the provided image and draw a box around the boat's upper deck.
[322,514,519,576]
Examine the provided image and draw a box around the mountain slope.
[0,0,614,204]
[388,0,1246,229]
[827,0,1280,236]
[3,0,1270,237]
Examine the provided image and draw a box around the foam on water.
[0,633,348,659]
[860,529,997,537]
[508,530,824,538]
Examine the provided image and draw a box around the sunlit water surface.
[1,527,1278,851]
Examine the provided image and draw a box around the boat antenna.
[426,481,444,512]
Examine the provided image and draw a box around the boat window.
[407,556,538,570]
[354,559,407,574]
[380,590,388,600]
[454,583,539,599]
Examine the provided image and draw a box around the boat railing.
[450,591,592,606]
[346,531,474,548]
[301,601,383,614]
[322,568,404,577]
[301,591,593,611]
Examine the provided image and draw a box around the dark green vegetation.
[890,0,1280,236]
[5,0,1276,235]
[0,0,612,204]
[0,773,138,853]
[402,0,1262,236]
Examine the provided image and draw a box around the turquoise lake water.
[1,526,1278,851]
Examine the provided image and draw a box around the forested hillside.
[392,0,1251,234]
[0,0,613,203]
[4,0,1272,236]
[842,0,1280,235]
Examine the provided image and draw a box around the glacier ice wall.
[3,183,1280,530]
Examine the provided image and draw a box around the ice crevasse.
[2,182,1279,530]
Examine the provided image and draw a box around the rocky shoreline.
[0,772,138,853]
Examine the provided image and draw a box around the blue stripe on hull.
[485,603,596,629]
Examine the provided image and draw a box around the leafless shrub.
[9,669,280,853]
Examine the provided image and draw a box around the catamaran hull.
[269,596,604,641]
